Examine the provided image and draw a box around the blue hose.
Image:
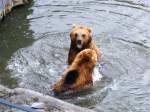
[0,99,37,112]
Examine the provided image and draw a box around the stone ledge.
[0,85,95,112]
[0,0,31,20]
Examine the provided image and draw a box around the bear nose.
[77,40,81,45]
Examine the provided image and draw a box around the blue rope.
[0,99,37,112]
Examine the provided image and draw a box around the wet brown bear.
[53,49,98,95]
[68,25,100,65]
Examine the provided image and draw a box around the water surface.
[0,0,150,112]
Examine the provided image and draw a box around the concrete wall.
[0,0,31,20]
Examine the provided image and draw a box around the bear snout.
[77,39,82,45]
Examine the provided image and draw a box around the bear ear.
[87,27,92,33]
[72,24,77,29]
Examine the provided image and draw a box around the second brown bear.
[53,49,98,95]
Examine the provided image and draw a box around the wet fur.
[53,49,97,94]
[68,25,100,65]
[64,70,79,85]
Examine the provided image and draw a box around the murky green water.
[0,0,150,112]
[0,4,34,87]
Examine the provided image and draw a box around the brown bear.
[53,49,98,95]
[68,24,100,65]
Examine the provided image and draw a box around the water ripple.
[4,0,150,111]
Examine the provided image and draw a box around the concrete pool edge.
[0,85,95,112]
[0,0,32,21]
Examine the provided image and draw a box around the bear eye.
[75,33,78,37]
[82,34,86,38]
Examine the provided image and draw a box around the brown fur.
[68,25,101,65]
[53,49,98,94]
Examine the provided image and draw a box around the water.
[0,0,150,112]
[0,4,34,87]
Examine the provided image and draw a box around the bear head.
[70,25,92,50]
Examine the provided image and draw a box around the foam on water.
[141,69,150,85]
[93,67,102,82]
